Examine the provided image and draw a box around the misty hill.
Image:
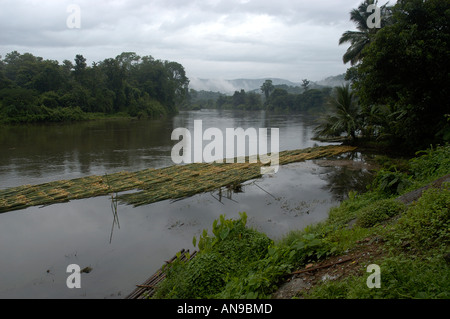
[315,74,348,88]
[189,74,347,94]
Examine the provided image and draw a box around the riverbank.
[148,144,449,299]
[274,173,450,299]
[0,110,140,125]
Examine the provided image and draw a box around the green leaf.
[294,241,305,250]
[289,250,296,260]
[220,228,230,240]
[309,239,322,247]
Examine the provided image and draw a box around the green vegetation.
[338,0,392,66]
[314,84,361,141]
[184,85,333,113]
[306,178,450,299]
[355,198,405,228]
[0,51,189,123]
[151,144,450,299]
[260,79,275,101]
[306,254,449,299]
[217,89,264,111]
[316,0,450,153]
[153,213,275,299]
[265,87,332,113]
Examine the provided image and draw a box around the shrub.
[182,252,230,298]
[153,213,273,299]
[356,199,405,228]
[393,185,450,250]
[409,144,450,182]
[368,145,450,196]
[369,169,411,196]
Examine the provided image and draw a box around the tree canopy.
[185,85,332,113]
[317,0,450,152]
[0,51,189,123]
[339,0,392,65]
[260,80,274,101]
[353,0,450,149]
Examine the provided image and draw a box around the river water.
[0,109,375,298]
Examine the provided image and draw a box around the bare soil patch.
[272,236,387,299]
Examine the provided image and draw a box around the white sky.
[0,0,370,82]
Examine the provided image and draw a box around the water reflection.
[109,191,120,244]
[314,152,378,201]
[0,110,329,189]
[0,118,175,188]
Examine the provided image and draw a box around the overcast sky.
[0,0,368,83]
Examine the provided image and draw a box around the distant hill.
[189,74,347,94]
[315,74,348,88]
[188,77,300,94]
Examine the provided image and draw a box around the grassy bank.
[151,144,450,299]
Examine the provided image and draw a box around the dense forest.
[185,80,333,113]
[0,51,189,123]
[315,0,449,152]
[0,50,332,122]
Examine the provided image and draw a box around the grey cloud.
[0,0,365,82]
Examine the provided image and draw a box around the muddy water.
[0,110,375,298]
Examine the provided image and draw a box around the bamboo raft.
[125,249,197,299]
[0,145,356,213]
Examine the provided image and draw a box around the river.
[0,109,375,298]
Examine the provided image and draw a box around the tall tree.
[339,0,392,65]
[73,54,87,83]
[301,79,310,91]
[164,61,189,107]
[260,79,274,101]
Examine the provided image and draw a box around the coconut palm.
[314,84,361,141]
[339,0,392,65]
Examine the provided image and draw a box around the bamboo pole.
[0,145,356,213]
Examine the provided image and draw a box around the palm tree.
[314,84,361,141]
[339,0,392,65]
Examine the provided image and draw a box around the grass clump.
[390,185,450,251]
[356,198,405,228]
[306,255,450,299]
